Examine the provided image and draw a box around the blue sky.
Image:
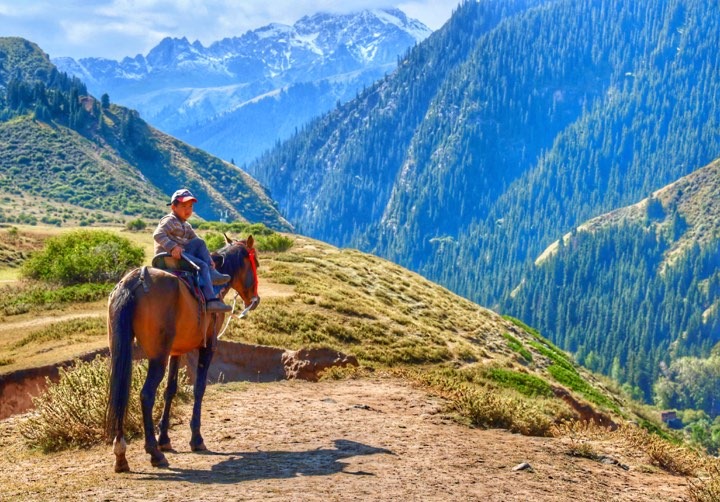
[0,0,459,60]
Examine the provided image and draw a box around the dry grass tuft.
[550,420,613,459]
[19,355,191,452]
[618,425,705,476]
[551,420,707,477]
[399,366,574,437]
[688,461,720,502]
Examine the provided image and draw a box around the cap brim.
[170,196,198,205]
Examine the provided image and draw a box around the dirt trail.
[0,378,689,501]
[0,311,104,334]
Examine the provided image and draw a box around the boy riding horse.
[153,188,232,313]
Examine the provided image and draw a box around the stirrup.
[206,299,232,313]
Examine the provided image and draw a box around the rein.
[216,294,239,340]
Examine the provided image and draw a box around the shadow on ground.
[136,439,394,483]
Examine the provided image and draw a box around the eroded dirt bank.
[0,341,356,419]
[0,378,688,501]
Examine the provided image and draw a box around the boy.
[153,188,232,313]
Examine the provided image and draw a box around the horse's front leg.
[157,355,180,451]
[189,342,215,451]
[141,356,169,467]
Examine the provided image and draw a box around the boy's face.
[172,200,194,221]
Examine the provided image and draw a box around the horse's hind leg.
[158,356,180,452]
[113,434,129,473]
[189,344,215,451]
[141,356,169,468]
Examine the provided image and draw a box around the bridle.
[215,239,260,340]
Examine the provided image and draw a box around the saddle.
[151,253,205,305]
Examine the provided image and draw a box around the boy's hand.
[171,246,183,259]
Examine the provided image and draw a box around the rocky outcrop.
[281,348,359,382]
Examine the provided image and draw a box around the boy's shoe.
[210,269,231,285]
[206,299,232,313]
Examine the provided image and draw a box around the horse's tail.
[105,272,140,440]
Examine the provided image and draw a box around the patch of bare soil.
[0,378,689,501]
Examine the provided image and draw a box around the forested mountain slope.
[250,0,720,310]
[0,38,290,229]
[505,159,720,402]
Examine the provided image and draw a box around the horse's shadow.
[137,439,394,483]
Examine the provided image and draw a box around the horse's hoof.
[190,441,207,452]
[114,458,130,473]
[159,441,173,452]
[150,452,169,468]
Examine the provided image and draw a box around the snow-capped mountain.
[53,8,432,164]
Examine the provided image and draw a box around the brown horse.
[106,234,259,473]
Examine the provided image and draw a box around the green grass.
[501,332,533,363]
[485,367,554,398]
[547,364,619,413]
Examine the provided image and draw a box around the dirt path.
[0,378,689,501]
[0,311,104,334]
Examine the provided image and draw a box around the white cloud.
[0,0,458,60]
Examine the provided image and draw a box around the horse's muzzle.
[238,296,260,319]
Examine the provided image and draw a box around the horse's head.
[213,233,260,313]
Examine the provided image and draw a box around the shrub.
[21,230,144,285]
[204,231,226,252]
[195,221,294,252]
[19,356,191,452]
[125,218,147,231]
[256,232,294,252]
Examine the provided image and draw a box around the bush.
[19,356,191,452]
[204,231,226,252]
[125,218,147,231]
[21,230,144,285]
[201,227,294,253]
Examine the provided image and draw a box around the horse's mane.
[215,240,257,274]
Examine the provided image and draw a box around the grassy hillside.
[0,225,648,433]
[0,37,291,230]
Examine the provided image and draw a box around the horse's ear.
[223,232,232,244]
[246,235,254,249]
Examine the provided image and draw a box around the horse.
[106,234,260,473]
